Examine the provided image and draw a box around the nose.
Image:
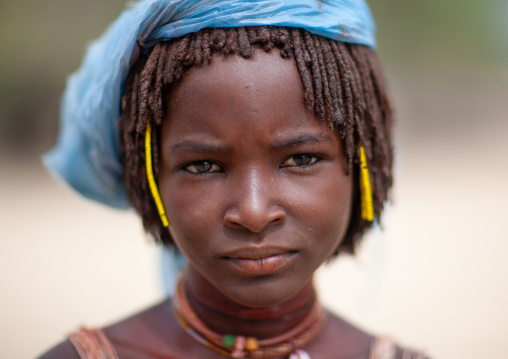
[224,173,286,233]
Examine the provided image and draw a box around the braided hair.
[119,26,393,256]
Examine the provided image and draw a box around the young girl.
[40,1,422,358]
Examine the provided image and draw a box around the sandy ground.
[1,70,508,358]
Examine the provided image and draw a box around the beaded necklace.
[172,276,325,358]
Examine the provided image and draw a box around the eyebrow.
[272,133,332,149]
[169,140,226,154]
[169,133,332,154]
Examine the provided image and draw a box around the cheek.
[290,169,353,250]
[160,177,222,247]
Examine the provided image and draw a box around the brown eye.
[185,161,221,174]
[282,154,319,167]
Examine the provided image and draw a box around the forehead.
[164,50,321,141]
[172,49,302,104]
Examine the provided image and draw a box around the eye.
[184,161,221,174]
[281,154,320,167]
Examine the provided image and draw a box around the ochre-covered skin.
[160,51,353,309]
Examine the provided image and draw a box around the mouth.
[221,248,298,276]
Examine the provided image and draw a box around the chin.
[223,276,309,308]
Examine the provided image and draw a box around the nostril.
[270,216,284,225]
[270,208,286,226]
[225,218,244,229]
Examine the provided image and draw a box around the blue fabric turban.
[44,0,376,209]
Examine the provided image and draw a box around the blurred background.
[1,0,507,358]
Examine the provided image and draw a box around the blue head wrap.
[44,0,376,209]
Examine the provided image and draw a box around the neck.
[182,266,317,339]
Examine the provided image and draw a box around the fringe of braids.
[119,26,393,256]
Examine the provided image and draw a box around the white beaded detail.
[289,349,311,359]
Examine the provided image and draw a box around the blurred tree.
[370,0,505,68]
[0,0,127,155]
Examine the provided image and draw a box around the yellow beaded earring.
[145,122,170,227]
[359,146,374,221]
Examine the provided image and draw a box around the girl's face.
[159,50,353,308]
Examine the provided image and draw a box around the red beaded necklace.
[172,274,326,358]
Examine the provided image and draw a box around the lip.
[221,247,298,276]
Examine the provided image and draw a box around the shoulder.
[37,339,80,359]
[308,310,373,358]
[370,336,429,359]
[314,311,428,359]
[37,299,178,359]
